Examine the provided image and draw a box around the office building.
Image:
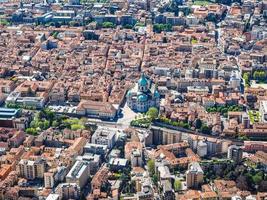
[83,143,108,156]
[66,161,90,188]
[227,145,243,164]
[76,153,101,175]
[91,127,118,149]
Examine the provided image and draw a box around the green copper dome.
[138,94,148,102]
[138,73,148,87]
[154,90,160,98]
[127,90,132,97]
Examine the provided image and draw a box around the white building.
[66,161,90,188]
[91,127,118,149]
[197,141,208,157]
[229,70,241,90]
[260,100,267,122]
[46,194,60,200]
[18,158,46,180]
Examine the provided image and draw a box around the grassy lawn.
[248,110,261,124]
[193,0,211,5]
[130,117,151,128]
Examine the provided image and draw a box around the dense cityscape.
[0,0,266,199]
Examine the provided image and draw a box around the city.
[0,0,266,199]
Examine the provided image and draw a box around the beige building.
[18,158,46,180]
[44,171,56,189]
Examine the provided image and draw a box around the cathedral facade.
[126,74,160,113]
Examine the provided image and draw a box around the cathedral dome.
[154,90,160,98]
[138,94,148,102]
[138,73,148,87]
[126,90,132,97]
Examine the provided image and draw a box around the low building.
[108,158,128,171]
[84,143,108,156]
[76,100,117,120]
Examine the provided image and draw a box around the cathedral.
[126,73,160,113]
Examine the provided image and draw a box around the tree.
[71,124,85,131]
[52,120,59,127]
[123,24,133,29]
[26,128,38,135]
[174,180,182,191]
[195,119,202,129]
[0,19,10,26]
[243,72,250,87]
[43,120,50,130]
[146,107,159,120]
[253,70,267,83]
[252,173,263,185]
[147,159,155,176]
[200,125,211,135]
[37,121,44,129]
[45,109,55,121]
[153,23,172,33]
[102,22,115,28]
[152,174,158,186]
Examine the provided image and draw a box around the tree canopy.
[174,180,182,191]
[147,159,155,176]
[146,107,159,120]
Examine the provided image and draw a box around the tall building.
[127,73,160,112]
[227,145,243,164]
[186,162,203,189]
[44,171,55,189]
[66,161,90,188]
[197,141,208,158]
[18,158,46,180]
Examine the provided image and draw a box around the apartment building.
[186,162,204,189]
[18,158,46,180]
